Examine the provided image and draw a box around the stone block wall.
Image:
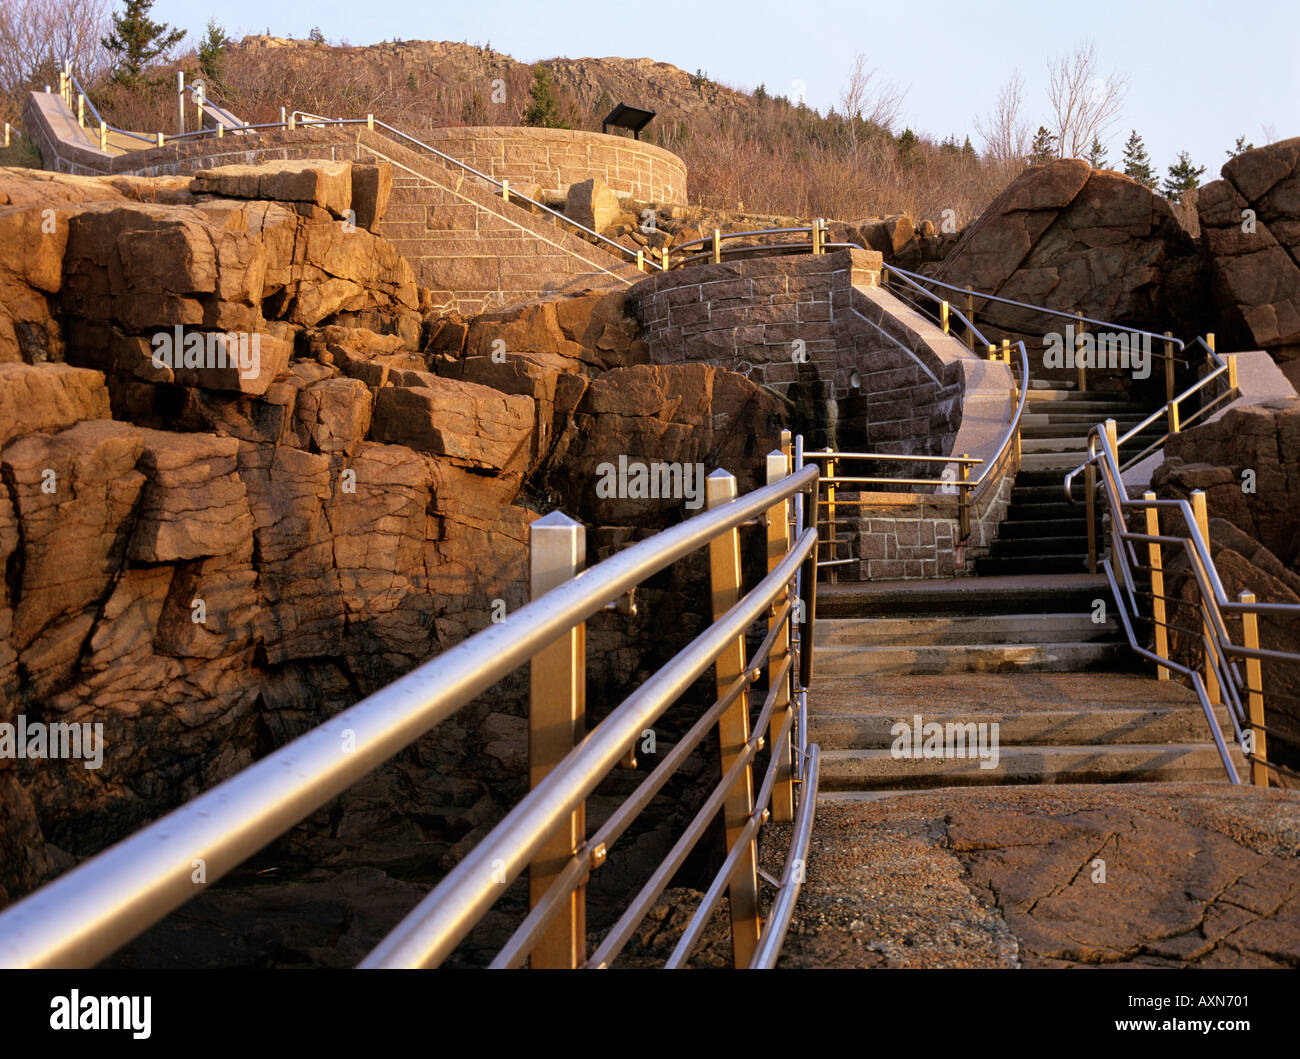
[628,250,1020,579]
[627,249,963,456]
[419,127,687,204]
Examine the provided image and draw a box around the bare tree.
[0,0,110,121]
[1046,41,1127,159]
[839,52,905,144]
[975,68,1029,164]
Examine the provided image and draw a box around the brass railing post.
[1240,590,1268,787]
[501,178,509,202]
[958,455,971,541]
[712,228,721,264]
[1165,332,1177,433]
[965,285,975,351]
[766,451,794,823]
[1143,491,1169,680]
[825,455,837,584]
[527,511,587,968]
[1075,310,1087,393]
[706,470,762,966]
[1190,490,1220,706]
[940,300,950,335]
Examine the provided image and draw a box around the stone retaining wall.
[419,127,687,204]
[628,251,1019,578]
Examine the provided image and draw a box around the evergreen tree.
[1028,126,1057,165]
[1162,151,1206,203]
[522,64,571,129]
[197,19,230,85]
[1226,135,1255,158]
[962,135,975,155]
[896,127,918,162]
[308,27,325,44]
[1121,130,1156,188]
[1085,135,1107,168]
[101,0,186,88]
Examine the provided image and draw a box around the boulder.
[192,160,353,220]
[1198,137,1300,359]
[566,177,620,234]
[350,163,393,231]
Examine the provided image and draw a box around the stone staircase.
[811,578,1243,795]
[974,379,1166,576]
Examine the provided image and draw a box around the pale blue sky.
[151,0,1298,179]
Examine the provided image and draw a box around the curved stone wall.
[420,126,687,204]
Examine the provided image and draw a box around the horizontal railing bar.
[803,451,983,464]
[0,468,817,969]
[889,265,1188,355]
[360,527,817,968]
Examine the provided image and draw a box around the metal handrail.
[0,460,821,969]
[60,62,155,145]
[888,265,1188,359]
[1063,337,1235,495]
[1073,421,1300,785]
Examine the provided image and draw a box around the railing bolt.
[589,843,607,870]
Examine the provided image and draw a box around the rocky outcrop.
[1198,137,1300,365]
[932,159,1207,342]
[0,161,788,936]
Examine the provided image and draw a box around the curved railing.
[1064,421,1299,786]
[0,444,822,969]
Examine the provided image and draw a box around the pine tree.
[308,27,325,44]
[1028,126,1057,165]
[1226,135,1255,158]
[1162,151,1206,204]
[101,0,185,88]
[1085,135,1107,168]
[962,135,975,156]
[197,19,230,85]
[522,65,571,129]
[896,127,918,162]
[1122,130,1157,189]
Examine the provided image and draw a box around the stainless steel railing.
[1065,420,1299,786]
[0,447,822,969]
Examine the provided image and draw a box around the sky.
[149,0,1298,178]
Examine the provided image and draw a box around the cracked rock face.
[1198,137,1300,359]
[0,161,787,930]
[776,785,1300,968]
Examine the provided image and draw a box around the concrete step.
[815,639,1124,676]
[1026,390,1145,406]
[815,613,1116,648]
[973,554,1090,576]
[997,517,1087,539]
[817,743,1244,790]
[817,575,1111,617]
[988,535,1088,557]
[811,705,1233,750]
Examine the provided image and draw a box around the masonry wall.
[628,250,1019,579]
[627,249,963,456]
[419,127,687,204]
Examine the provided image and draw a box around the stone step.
[1026,390,1146,405]
[1019,451,1091,472]
[811,704,1231,750]
[1000,500,1081,519]
[973,554,1090,576]
[988,534,1089,557]
[814,613,1116,648]
[997,517,1087,539]
[817,743,1243,790]
[814,640,1124,676]
[817,574,1110,617]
